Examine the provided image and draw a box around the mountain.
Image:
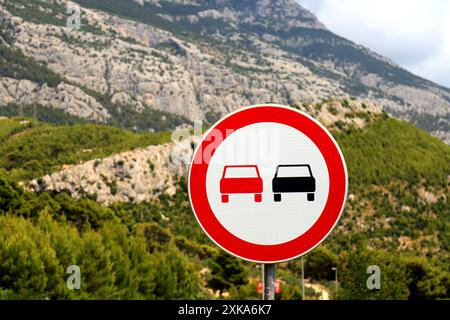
[0,0,450,300]
[0,0,449,143]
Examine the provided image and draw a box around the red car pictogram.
[220,165,263,203]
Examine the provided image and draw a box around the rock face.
[28,99,382,204]
[0,0,449,142]
[29,138,195,205]
[0,78,110,121]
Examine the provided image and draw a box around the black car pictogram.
[272,165,316,202]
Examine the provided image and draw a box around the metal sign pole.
[263,264,275,300]
[301,256,305,300]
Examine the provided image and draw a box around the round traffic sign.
[188,104,348,263]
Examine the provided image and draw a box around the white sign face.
[206,122,330,245]
[189,105,348,263]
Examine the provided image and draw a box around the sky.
[298,0,450,88]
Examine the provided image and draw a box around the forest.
[0,114,448,300]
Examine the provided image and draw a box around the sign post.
[263,264,276,300]
[188,104,348,299]
[302,257,305,300]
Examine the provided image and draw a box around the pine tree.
[207,251,248,297]
[150,246,199,299]
[304,246,339,281]
[79,231,115,299]
[339,248,409,300]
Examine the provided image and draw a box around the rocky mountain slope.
[28,137,192,205]
[0,0,449,143]
[0,98,445,263]
[28,99,382,204]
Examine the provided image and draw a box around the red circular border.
[189,106,347,263]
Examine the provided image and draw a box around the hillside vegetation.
[337,117,450,187]
[331,118,449,260]
[0,118,171,181]
[0,111,448,300]
[0,44,64,87]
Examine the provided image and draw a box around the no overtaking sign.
[188,104,348,263]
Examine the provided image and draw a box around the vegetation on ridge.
[0,111,448,299]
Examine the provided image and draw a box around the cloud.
[298,0,450,88]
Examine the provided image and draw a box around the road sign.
[188,104,348,263]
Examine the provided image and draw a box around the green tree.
[79,231,116,299]
[37,212,84,299]
[0,176,24,213]
[0,215,61,299]
[304,247,339,281]
[99,222,136,299]
[207,251,248,297]
[127,227,158,299]
[403,256,449,300]
[150,246,200,299]
[339,248,409,300]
